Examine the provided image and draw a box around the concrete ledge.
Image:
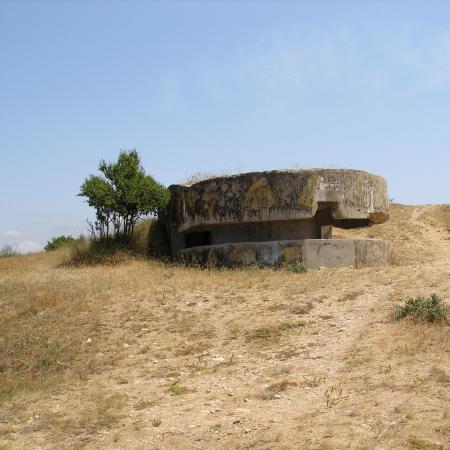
[178,239,390,269]
[168,169,389,232]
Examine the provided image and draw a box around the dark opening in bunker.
[180,203,373,250]
[185,231,211,248]
[316,202,371,229]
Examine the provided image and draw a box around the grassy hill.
[0,204,449,449]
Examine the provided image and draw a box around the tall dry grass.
[64,218,170,266]
[0,249,114,406]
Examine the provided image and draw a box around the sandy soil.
[0,204,449,449]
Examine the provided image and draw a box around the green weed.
[393,294,448,323]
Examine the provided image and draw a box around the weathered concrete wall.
[179,239,390,269]
[169,169,389,233]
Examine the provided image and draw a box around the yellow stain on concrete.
[281,246,303,263]
[298,175,320,208]
[200,190,218,217]
[228,247,257,265]
[244,177,277,210]
[206,249,220,267]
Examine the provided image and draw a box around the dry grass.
[0,272,100,404]
[260,380,297,400]
[0,204,449,449]
[50,388,127,433]
[245,321,305,342]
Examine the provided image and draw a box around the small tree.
[79,150,170,237]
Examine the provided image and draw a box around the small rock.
[86,338,92,344]
[233,417,241,424]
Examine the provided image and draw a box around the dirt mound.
[333,203,450,264]
[416,204,450,229]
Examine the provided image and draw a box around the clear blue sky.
[1,1,449,252]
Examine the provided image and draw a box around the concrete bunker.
[167,169,390,268]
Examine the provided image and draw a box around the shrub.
[285,261,308,273]
[167,380,188,395]
[0,245,18,258]
[44,235,76,252]
[66,235,135,266]
[393,294,449,323]
[65,215,172,266]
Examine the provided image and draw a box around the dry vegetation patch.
[0,204,449,449]
[260,380,297,400]
[0,277,99,404]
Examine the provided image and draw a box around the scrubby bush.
[393,294,448,323]
[285,261,308,273]
[67,236,135,266]
[0,245,18,258]
[44,235,76,252]
[65,218,170,266]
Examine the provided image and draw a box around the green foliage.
[44,235,76,252]
[133,400,154,411]
[79,150,170,237]
[393,294,448,323]
[151,417,162,427]
[167,380,188,395]
[0,245,18,258]
[285,261,308,273]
